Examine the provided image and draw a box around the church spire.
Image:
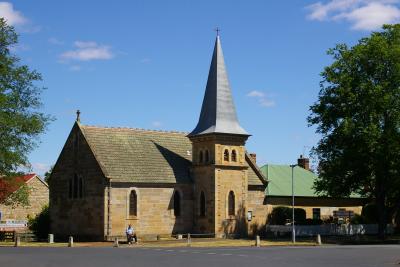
[189,34,249,137]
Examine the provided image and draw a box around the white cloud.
[48,37,64,45]
[60,41,114,61]
[247,90,265,97]
[140,58,151,64]
[69,65,81,71]
[9,43,30,52]
[0,2,27,26]
[247,90,275,108]
[152,121,162,127]
[31,162,51,176]
[306,0,400,30]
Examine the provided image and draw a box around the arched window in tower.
[231,150,237,162]
[174,191,181,216]
[199,150,204,163]
[224,149,229,162]
[205,150,209,163]
[68,178,73,199]
[228,191,235,216]
[200,191,206,217]
[78,175,84,198]
[129,190,137,217]
[73,174,79,199]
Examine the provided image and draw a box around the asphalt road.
[0,245,399,267]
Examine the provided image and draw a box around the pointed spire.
[189,35,249,137]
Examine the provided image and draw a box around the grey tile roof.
[80,125,192,183]
[79,124,265,185]
[189,36,249,137]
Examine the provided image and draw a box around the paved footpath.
[0,245,399,267]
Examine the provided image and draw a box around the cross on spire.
[214,27,220,37]
[76,110,81,122]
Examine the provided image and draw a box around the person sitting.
[126,224,137,244]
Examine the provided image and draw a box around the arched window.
[231,150,237,162]
[174,191,181,217]
[205,150,209,163]
[73,174,79,199]
[224,149,229,161]
[228,191,235,216]
[129,190,137,216]
[68,178,73,199]
[200,191,206,217]
[78,176,84,198]
[199,150,203,163]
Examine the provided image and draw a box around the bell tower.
[189,34,250,237]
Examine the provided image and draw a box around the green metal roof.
[261,164,319,197]
[261,164,362,198]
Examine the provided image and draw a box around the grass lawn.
[0,238,317,248]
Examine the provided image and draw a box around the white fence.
[266,224,394,237]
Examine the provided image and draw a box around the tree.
[28,205,50,240]
[308,24,400,239]
[43,165,53,184]
[0,18,52,205]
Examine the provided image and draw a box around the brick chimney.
[297,155,310,171]
[249,153,257,163]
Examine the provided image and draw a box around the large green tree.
[308,24,400,239]
[0,18,52,205]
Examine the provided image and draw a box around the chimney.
[297,155,310,171]
[249,153,257,163]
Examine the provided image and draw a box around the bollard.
[255,235,260,247]
[114,237,119,247]
[14,236,21,247]
[316,234,322,245]
[187,233,191,247]
[68,236,74,247]
[177,234,183,240]
[48,234,54,244]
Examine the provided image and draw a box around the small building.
[260,157,364,222]
[0,174,49,223]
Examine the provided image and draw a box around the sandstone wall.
[108,183,193,238]
[265,196,364,220]
[49,124,107,240]
[0,176,49,221]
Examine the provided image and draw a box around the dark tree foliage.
[268,206,306,225]
[28,205,50,240]
[43,165,53,184]
[0,18,52,176]
[308,24,400,239]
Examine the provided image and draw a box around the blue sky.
[1,0,399,175]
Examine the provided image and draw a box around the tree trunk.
[376,180,387,240]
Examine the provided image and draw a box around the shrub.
[28,205,50,239]
[268,206,306,225]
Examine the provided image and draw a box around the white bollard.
[14,236,21,247]
[316,234,322,245]
[255,235,261,247]
[187,233,191,247]
[48,234,54,244]
[114,237,119,247]
[68,236,74,247]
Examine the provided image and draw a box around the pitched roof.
[189,36,248,137]
[261,164,361,198]
[0,174,37,202]
[80,125,192,184]
[79,124,265,185]
[261,165,319,197]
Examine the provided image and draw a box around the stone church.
[49,35,270,241]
